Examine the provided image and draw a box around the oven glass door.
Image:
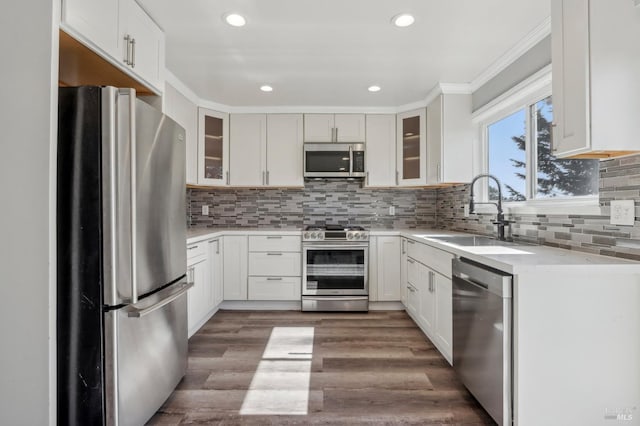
[303,245,368,296]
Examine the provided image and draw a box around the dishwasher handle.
[452,258,512,298]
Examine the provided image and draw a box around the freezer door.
[102,88,186,305]
[104,279,190,426]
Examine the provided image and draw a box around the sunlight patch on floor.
[240,327,314,415]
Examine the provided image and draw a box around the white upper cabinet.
[61,0,165,93]
[426,93,473,185]
[228,114,304,187]
[61,0,120,59]
[266,114,304,187]
[164,83,198,185]
[198,107,229,186]
[119,0,165,90]
[229,114,267,186]
[304,114,365,142]
[365,114,396,187]
[551,0,640,158]
[396,108,427,186]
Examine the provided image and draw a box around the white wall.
[0,1,58,425]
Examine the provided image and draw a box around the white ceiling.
[139,0,550,108]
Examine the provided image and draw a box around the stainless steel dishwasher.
[452,258,513,426]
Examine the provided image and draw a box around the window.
[486,95,599,202]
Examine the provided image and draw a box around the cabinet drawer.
[187,242,207,264]
[248,252,301,276]
[249,235,301,252]
[407,258,423,286]
[407,240,454,278]
[248,277,301,301]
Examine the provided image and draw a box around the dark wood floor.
[148,310,495,425]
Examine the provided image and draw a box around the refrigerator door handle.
[127,90,139,303]
[127,282,193,318]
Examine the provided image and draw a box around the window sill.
[473,197,602,217]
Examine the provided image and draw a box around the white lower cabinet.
[208,238,223,307]
[223,236,248,300]
[247,235,302,301]
[433,272,452,360]
[187,242,211,337]
[369,236,402,302]
[405,239,454,364]
[400,238,408,306]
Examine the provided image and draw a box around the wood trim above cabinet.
[58,30,156,95]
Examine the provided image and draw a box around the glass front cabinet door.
[198,107,229,186]
[396,108,427,186]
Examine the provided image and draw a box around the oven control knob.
[347,233,353,240]
[304,232,310,239]
[311,232,317,239]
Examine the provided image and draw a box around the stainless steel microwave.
[303,143,365,178]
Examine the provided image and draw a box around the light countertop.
[186,227,640,274]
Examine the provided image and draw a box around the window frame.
[472,66,600,215]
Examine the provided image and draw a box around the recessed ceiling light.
[260,85,273,92]
[392,13,415,27]
[224,13,246,27]
[368,85,381,93]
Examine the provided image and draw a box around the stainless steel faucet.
[468,174,510,241]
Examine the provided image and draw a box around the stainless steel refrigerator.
[57,86,190,426]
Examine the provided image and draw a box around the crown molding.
[164,70,201,106]
[469,17,551,92]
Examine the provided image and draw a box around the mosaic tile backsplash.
[436,153,640,261]
[188,180,437,229]
[188,154,640,260]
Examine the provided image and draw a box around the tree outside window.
[487,96,599,201]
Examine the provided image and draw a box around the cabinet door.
[426,95,443,185]
[164,83,198,185]
[376,236,401,301]
[397,109,427,186]
[335,114,365,142]
[400,239,408,306]
[209,238,223,307]
[304,114,334,142]
[550,0,590,156]
[223,236,248,300]
[434,273,453,362]
[61,0,120,60]
[365,114,396,187]
[187,258,208,336]
[198,108,229,186]
[120,0,165,90]
[229,114,267,186]
[266,114,303,187]
[418,267,436,334]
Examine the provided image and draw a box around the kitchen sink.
[426,235,518,247]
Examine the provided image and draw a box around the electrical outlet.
[610,200,635,226]
[389,206,396,216]
[202,205,209,216]
[464,204,470,217]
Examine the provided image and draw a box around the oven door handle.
[303,244,369,250]
[304,296,368,301]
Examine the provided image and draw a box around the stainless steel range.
[301,225,369,312]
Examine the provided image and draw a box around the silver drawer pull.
[266,236,283,239]
[267,277,283,281]
[267,252,283,256]
[187,246,198,250]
